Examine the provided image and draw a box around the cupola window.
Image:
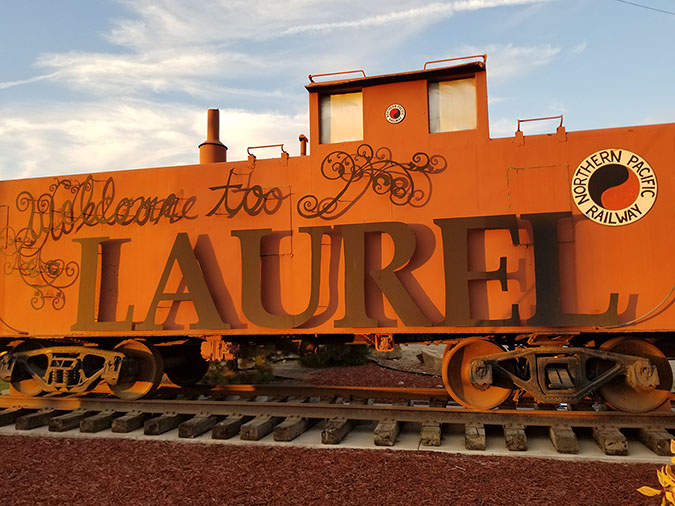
[319,91,363,144]
[428,78,477,133]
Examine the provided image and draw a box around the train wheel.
[9,341,46,396]
[109,339,164,400]
[442,338,512,410]
[164,346,209,387]
[442,341,459,356]
[598,337,672,413]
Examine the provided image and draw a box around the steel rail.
[207,384,450,399]
[2,392,674,429]
[94,384,451,401]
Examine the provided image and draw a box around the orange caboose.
[1,55,674,411]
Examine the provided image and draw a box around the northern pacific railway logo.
[571,148,657,226]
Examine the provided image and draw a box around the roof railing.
[516,115,564,132]
[246,144,289,160]
[308,55,486,84]
[308,69,367,83]
[423,54,487,70]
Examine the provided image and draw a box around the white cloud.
[107,0,547,47]
[0,101,307,180]
[638,112,675,126]
[487,95,510,105]
[547,101,567,114]
[1,0,548,99]
[33,49,284,99]
[475,43,586,138]
[281,0,546,35]
[489,117,519,137]
[0,73,59,90]
[571,41,588,55]
[458,43,562,83]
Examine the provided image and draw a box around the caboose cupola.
[306,55,490,160]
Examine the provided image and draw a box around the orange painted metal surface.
[0,60,673,343]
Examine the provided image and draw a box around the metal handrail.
[516,115,564,132]
[424,54,487,70]
[246,144,288,157]
[309,55,486,83]
[308,69,367,83]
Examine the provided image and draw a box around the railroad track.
[1,385,674,459]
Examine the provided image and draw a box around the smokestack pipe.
[199,109,228,164]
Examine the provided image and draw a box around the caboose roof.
[305,61,485,93]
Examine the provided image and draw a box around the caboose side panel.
[1,60,674,339]
[1,135,673,336]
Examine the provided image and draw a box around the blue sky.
[0,0,673,179]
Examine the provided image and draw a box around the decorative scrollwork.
[1,178,85,309]
[1,174,198,312]
[1,220,79,311]
[296,144,447,220]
